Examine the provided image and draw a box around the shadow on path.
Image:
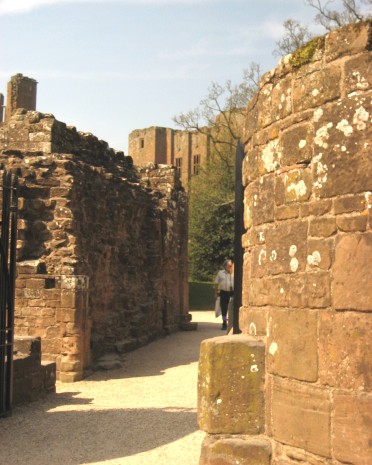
[0,312,220,465]
[1,403,198,464]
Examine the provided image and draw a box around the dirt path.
[0,311,222,465]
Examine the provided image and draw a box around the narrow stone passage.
[0,311,221,465]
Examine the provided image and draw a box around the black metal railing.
[0,171,18,418]
[233,141,244,334]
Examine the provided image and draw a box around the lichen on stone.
[289,36,325,69]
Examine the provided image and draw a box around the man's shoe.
[221,322,227,330]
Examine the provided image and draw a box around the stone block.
[319,310,372,390]
[312,95,372,198]
[334,193,367,214]
[324,22,371,62]
[199,436,272,465]
[266,276,291,307]
[300,199,332,217]
[59,371,83,383]
[307,238,333,271]
[288,272,331,309]
[309,217,337,237]
[336,213,368,232]
[267,308,318,382]
[248,278,269,307]
[279,124,313,166]
[271,377,331,458]
[275,204,299,221]
[333,393,372,465]
[265,221,308,275]
[198,335,265,434]
[293,66,341,112]
[277,168,312,204]
[344,53,371,94]
[333,233,372,311]
[246,176,275,226]
[239,307,267,337]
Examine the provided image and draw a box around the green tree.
[173,65,260,281]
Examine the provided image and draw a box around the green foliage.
[189,280,214,310]
[289,36,325,68]
[189,150,235,281]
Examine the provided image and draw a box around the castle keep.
[128,126,210,188]
[0,75,190,383]
[198,22,371,465]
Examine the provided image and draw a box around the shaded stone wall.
[198,22,371,465]
[0,110,189,382]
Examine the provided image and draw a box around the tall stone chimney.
[5,73,37,122]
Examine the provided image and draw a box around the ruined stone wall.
[240,22,371,464]
[0,110,189,382]
[197,21,371,465]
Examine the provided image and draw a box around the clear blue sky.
[0,0,356,153]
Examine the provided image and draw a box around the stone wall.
[0,109,189,382]
[13,336,56,405]
[198,22,371,465]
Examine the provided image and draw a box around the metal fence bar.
[0,171,18,417]
[233,141,244,334]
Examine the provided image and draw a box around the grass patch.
[189,281,214,310]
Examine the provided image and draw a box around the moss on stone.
[289,36,325,69]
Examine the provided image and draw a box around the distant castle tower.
[128,126,210,189]
[5,73,37,122]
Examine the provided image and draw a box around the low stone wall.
[13,336,56,405]
[0,110,189,382]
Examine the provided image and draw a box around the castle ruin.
[0,74,190,384]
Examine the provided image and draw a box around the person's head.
[223,259,233,272]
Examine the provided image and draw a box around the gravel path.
[0,311,222,465]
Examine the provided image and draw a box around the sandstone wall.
[197,21,371,465]
[0,110,189,382]
[240,22,371,465]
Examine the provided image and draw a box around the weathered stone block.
[333,393,372,465]
[300,199,332,217]
[279,124,313,166]
[288,272,331,309]
[198,335,265,434]
[293,66,341,112]
[277,168,312,204]
[333,233,372,311]
[199,436,272,465]
[344,53,371,94]
[239,307,268,337]
[271,377,331,458]
[312,95,372,198]
[275,204,299,221]
[336,213,368,232]
[307,238,333,270]
[265,221,308,275]
[324,22,371,62]
[319,310,372,390]
[249,278,269,307]
[334,193,367,214]
[309,217,337,237]
[267,308,318,382]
